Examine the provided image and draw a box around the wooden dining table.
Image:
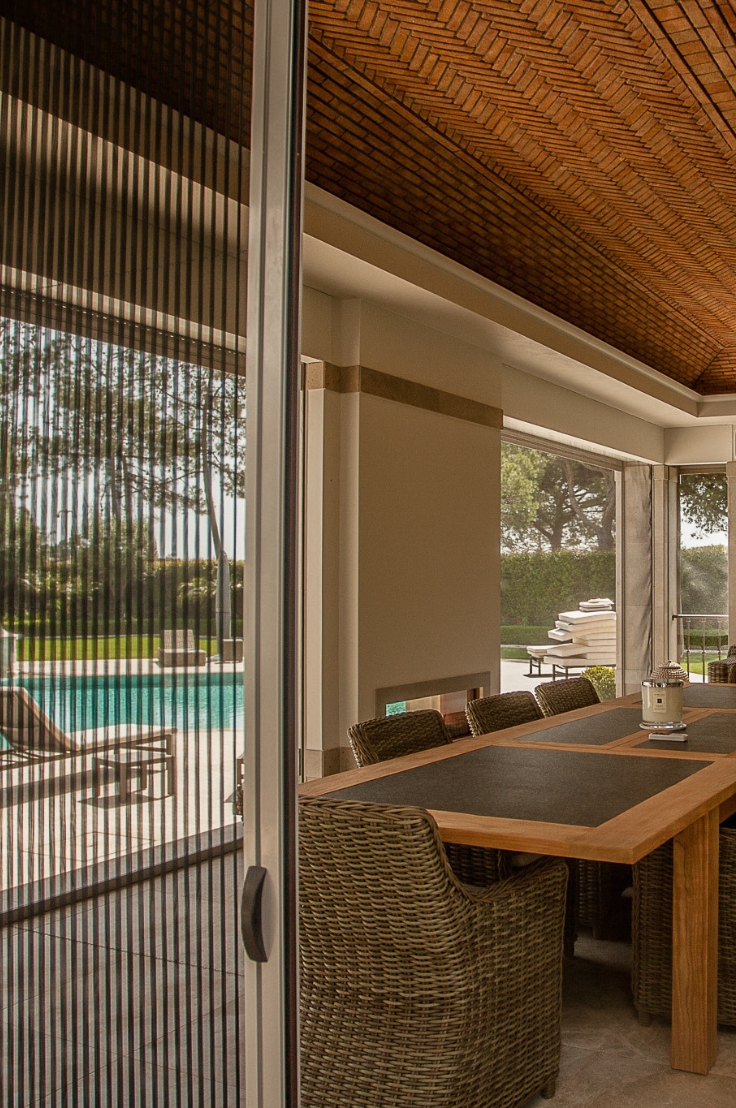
[300,684,736,1076]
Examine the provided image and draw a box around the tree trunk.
[119,449,135,523]
[108,458,122,522]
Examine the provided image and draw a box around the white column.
[652,465,680,669]
[302,379,355,779]
[727,460,736,643]
[617,464,653,693]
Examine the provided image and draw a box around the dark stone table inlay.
[683,685,736,710]
[521,707,643,746]
[636,712,736,753]
[326,746,707,828]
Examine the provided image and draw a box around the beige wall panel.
[301,286,334,362]
[354,391,500,725]
[664,425,734,465]
[340,300,503,404]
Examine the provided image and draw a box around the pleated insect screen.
[0,5,249,1103]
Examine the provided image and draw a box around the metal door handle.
[241,866,268,962]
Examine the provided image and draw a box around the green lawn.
[679,655,721,677]
[17,635,219,662]
[501,647,532,660]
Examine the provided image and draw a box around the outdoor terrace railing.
[672,614,729,679]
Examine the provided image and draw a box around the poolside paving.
[1,727,240,896]
[1,656,243,898]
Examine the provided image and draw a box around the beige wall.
[354,393,499,715]
[304,385,500,778]
[302,296,503,407]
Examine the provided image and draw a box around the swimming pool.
[16,672,244,733]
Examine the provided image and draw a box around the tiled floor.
[1,854,244,1107]
[527,935,736,1108]
[5,864,736,1107]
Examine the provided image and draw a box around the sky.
[680,519,727,549]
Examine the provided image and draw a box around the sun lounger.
[157,629,207,668]
[0,687,175,755]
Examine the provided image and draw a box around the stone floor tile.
[0,1032,121,1108]
[139,995,243,1091]
[35,1059,242,1108]
[583,1068,736,1108]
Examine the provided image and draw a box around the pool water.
[17,672,244,734]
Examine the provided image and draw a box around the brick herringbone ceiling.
[8,0,736,393]
[307,0,736,394]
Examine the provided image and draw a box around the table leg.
[671,808,719,1074]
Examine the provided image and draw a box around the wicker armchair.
[707,645,736,684]
[466,691,543,737]
[534,677,600,717]
[348,708,504,885]
[348,709,452,767]
[300,797,568,1108]
[633,826,736,1025]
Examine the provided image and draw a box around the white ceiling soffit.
[303,185,736,429]
[502,422,641,467]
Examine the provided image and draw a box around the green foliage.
[680,545,727,615]
[679,474,727,539]
[583,666,616,701]
[501,443,616,553]
[501,550,616,627]
[16,635,220,662]
[0,318,246,523]
[0,317,246,638]
[500,625,555,645]
[4,559,245,639]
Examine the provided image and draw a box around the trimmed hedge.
[501,551,615,627]
[500,625,553,645]
[680,545,726,616]
[3,559,245,639]
[501,545,728,628]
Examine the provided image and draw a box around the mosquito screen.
[0,5,249,1103]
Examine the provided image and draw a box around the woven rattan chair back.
[348,709,452,768]
[535,676,600,717]
[465,691,543,736]
[299,796,567,1108]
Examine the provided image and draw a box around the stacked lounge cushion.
[543,598,616,669]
